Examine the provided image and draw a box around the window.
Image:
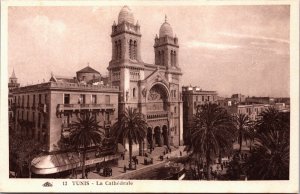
[27,95,29,107]
[133,88,136,98]
[38,113,41,128]
[33,95,35,107]
[38,94,42,104]
[202,96,204,101]
[92,95,97,104]
[134,41,137,59]
[32,112,35,123]
[105,112,110,121]
[79,94,86,104]
[208,96,210,101]
[129,39,133,59]
[196,96,198,101]
[174,106,177,113]
[45,94,47,104]
[22,96,24,107]
[118,40,122,59]
[64,94,70,104]
[105,95,110,104]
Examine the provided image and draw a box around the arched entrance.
[147,127,153,151]
[162,125,168,146]
[154,126,162,147]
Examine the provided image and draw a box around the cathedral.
[108,6,183,150]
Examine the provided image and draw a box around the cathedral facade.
[108,6,183,150]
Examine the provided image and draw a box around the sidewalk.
[87,145,187,179]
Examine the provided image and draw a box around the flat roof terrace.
[12,82,120,93]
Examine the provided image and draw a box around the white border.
[0,0,299,193]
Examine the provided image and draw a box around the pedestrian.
[123,165,127,173]
[136,158,139,164]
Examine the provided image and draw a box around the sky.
[8,5,290,97]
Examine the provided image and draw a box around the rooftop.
[12,81,119,93]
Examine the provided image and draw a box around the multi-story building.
[182,86,218,145]
[12,66,119,176]
[108,6,183,151]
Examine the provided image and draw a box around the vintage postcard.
[0,0,299,193]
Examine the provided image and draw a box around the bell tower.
[110,6,142,64]
[154,16,179,69]
[108,6,145,113]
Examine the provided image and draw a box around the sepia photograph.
[1,0,299,193]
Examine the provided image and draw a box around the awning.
[31,152,119,175]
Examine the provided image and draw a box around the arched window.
[129,39,133,59]
[161,50,165,65]
[115,41,118,60]
[170,51,173,66]
[133,41,137,59]
[173,51,177,66]
[158,51,161,65]
[118,40,122,59]
[133,88,136,98]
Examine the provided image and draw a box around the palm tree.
[245,129,289,180]
[69,111,104,179]
[190,103,235,180]
[245,108,290,180]
[110,107,147,170]
[233,113,252,153]
[256,107,289,134]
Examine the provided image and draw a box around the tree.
[69,112,104,179]
[233,113,252,153]
[110,107,147,170]
[245,129,289,180]
[9,132,43,178]
[256,107,289,134]
[245,108,290,180]
[189,103,235,180]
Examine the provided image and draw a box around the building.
[108,6,183,151]
[224,103,271,120]
[182,86,218,145]
[8,69,20,120]
[12,66,119,176]
[245,96,275,104]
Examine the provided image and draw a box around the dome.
[159,21,173,38]
[118,6,134,24]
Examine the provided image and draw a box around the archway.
[154,126,162,147]
[147,127,153,151]
[147,84,169,112]
[162,125,168,146]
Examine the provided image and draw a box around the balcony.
[56,104,115,112]
[147,111,169,120]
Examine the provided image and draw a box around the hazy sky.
[8,5,290,97]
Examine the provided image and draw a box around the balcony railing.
[57,103,115,112]
[147,111,168,120]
